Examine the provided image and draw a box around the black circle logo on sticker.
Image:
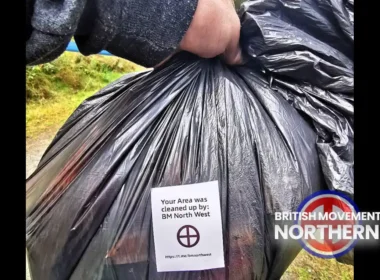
[177,225,200,248]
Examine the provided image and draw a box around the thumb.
[222,11,242,65]
[224,44,242,65]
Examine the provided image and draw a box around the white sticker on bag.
[151,181,225,272]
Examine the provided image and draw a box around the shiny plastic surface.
[26,1,353,279]
[240,0,353,195]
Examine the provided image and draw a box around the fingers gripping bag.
[26,0,353,279]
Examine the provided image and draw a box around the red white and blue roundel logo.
[296,190,360,259]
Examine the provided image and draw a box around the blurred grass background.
[283,250,353,280]
[26,52,144,139]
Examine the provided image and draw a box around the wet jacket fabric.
[26,0,198,67]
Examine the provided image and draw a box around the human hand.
[179,0,242,65]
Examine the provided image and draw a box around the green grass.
[26,52,144,139]
[283,250,353,280]
[27,89,98,139]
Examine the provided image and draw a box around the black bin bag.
[26,1,353,279]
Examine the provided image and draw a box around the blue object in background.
[66,41,113,56]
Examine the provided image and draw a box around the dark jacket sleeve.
[26,0,198,67]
